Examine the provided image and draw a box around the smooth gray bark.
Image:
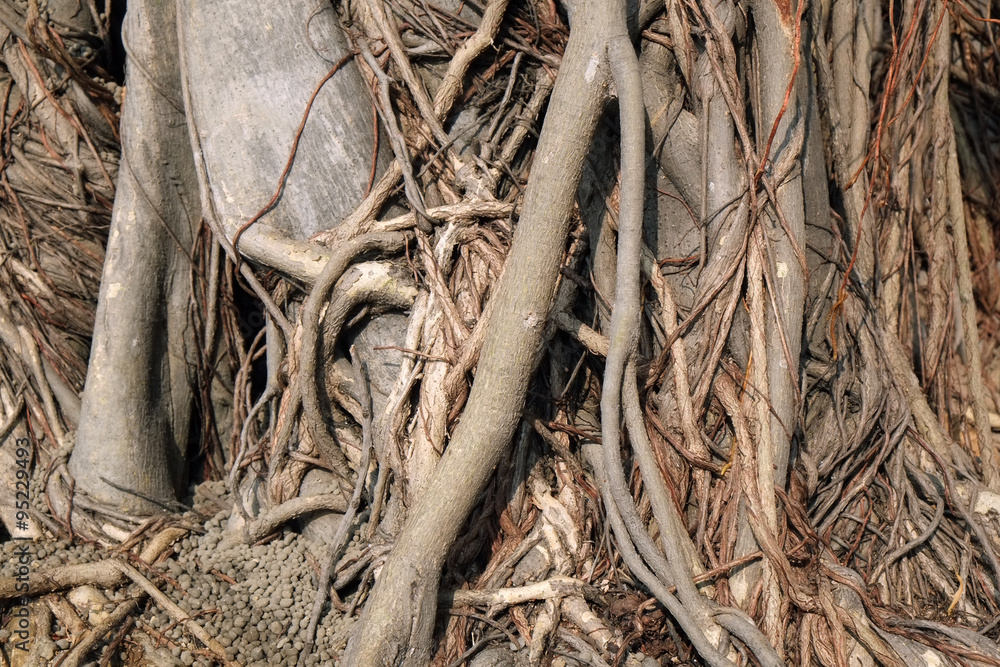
[71,0,393,513]
[750,0,808,490]
[177,0,386,243]
[70,0,200,511]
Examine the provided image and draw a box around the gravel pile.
[0,537,104,573]
[152,511,353,666]
[1,480,357,667]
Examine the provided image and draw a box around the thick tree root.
[341,2,613,663]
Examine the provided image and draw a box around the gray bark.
[750,0,807,490]
[70,0,200,512]
[71,0,393,513]
[177,0,387,244]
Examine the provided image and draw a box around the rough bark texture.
[6,0,1000,665]
[342,1,611,662]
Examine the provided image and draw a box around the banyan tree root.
[342,1,613,662]
[5,0,1000,666]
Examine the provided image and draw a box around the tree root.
[341,1,611,661]
[443,575,602,611]
[0,527,186,599]
[56,597,142,667]
[227,493,348,547]
[298,231,412,483]
[299,352,375,667]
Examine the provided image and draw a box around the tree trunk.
[69,0,200,512]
